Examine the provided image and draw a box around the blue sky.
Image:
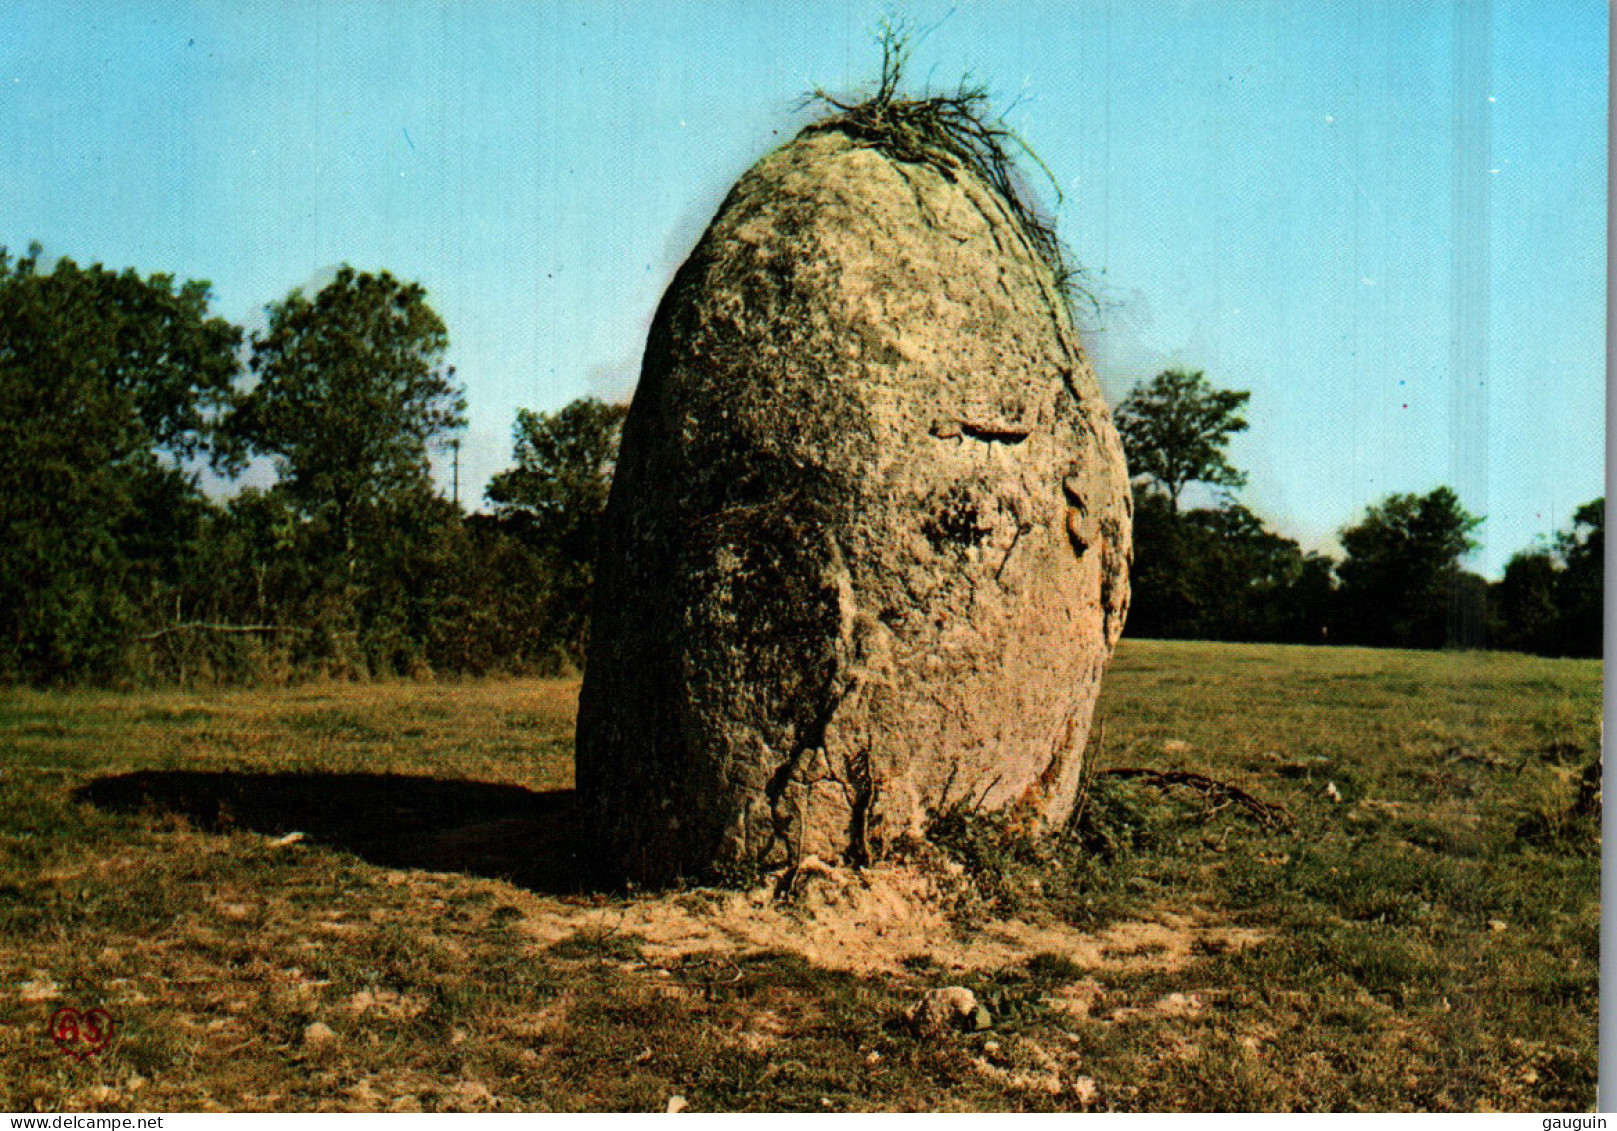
[1,0,1605,577]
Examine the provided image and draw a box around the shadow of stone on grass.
[75,770,599,894]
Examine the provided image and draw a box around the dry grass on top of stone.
[803,22,1091,316]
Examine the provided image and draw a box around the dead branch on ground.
[1095,767,1296,831]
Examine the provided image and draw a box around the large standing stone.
[576,123,1131,886]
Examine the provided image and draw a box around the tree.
[1557,498,1604,570]
[1334,487,1484,649]
[487,398,627,551]
[0,245,241,680]
[1554,498,1602,657]
[1121,487,1200,639]
[1491,549,1561,655]
[1124,487,1335,644]
[486,397,629,664]
[1114,368,1251,513]
[222,266,466,566]
[1183,504,1335,643]
[1110,368,1325,644]
[1491,498,1603,658]
[441,514,565,674]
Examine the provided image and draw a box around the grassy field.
[0,640,1600,1112]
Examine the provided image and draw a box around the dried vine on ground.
[1092,767,1296,831]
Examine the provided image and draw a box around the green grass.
[0,642,1599,1111]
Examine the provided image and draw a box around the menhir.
[576,120,1132,886]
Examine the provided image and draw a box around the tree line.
[1115,369,1601,656]
[0,246,621,684]
[0,246,1600,684]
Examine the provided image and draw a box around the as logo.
[47,1006,114,1061]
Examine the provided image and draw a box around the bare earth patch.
[493,861,1264,977]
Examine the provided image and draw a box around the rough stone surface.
[576,125,1131,886]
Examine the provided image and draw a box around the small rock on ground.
[906,985,985,1038]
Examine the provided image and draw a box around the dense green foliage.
[220,267,467,562]
[1333,487,1487,650]
[1126,490,1335,644]
[485,399,628,663]
[0,246,240,680]
[1491,499,1603,658]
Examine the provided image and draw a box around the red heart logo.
[48,1007,115,1061]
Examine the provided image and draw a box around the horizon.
[2,0,1606,579]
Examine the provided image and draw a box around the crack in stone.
[995,521,1031,581]
[958,420,1030,444]
[929,418,1031,445]
[763,537,890,869]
